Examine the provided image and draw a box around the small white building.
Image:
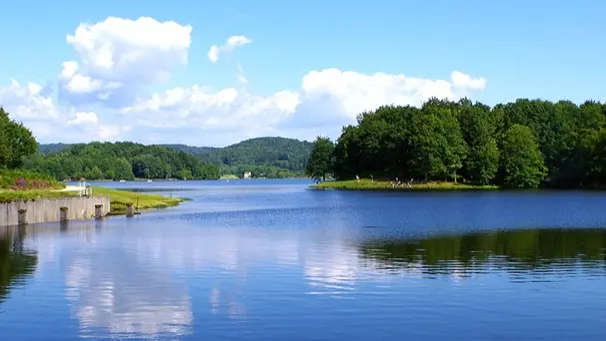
[243,171,252,179]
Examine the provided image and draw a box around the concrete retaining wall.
[0,196,110,227]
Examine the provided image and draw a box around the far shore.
[311,179,500,191]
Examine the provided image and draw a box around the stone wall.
[0,196,110,227]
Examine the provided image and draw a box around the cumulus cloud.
[59,16,192,106]
[207,35,253,63]
[67,112,98,125]
[0,16,487,146]
[0,80,128,142]
[119,68,487,144]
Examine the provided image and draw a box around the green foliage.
[160,144,217,155]
[37,137,313,179]
[90,186,185,213]
[314,179,497,191]
[331,97,606,189]
[24,142,220,181]
[305,136,335,182]
[0,107,37,169]
[198,137,313,178]
[0,169,64,190]
[457,99,500,184]
[0,189,73,203]
[500,124,547,188]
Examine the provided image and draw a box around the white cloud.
[59,16,192,106]
[0,80,128,142]
[68,111,98,125]
[0,16,487,146]
[119,68,487,144]
[207,35,253,63]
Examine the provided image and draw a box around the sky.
[1,0,605,147]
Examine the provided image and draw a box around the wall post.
[60,206,69,222]
[17,208,27,226]
[95,204,103,220]
[126,203,134,218]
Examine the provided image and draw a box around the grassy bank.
[312,179,500,191]
[0,189,72,203]
[220,174,240,180]
[0,184,185,214]
[90,186,185,214]
[0,169,64,190]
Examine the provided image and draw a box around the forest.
[24,142,221,180]
[196,137,313,178]
[307,98,606,189]
[36,137,313,179]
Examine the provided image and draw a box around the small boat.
[119,179,126,183]
[147,179,152,183]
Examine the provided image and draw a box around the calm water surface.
[1,179,606,340]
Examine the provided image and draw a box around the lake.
[1,179,606,340]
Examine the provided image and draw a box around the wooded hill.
[26,142,220,180]
[196,137,313,178]
[35,137,313,179]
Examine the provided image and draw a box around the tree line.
[37,136,314,179]
[23,142,221,181]
[306,98,606,188]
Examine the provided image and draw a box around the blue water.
[1,179,605,340]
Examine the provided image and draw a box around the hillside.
[37,137,314,178]
[160,144,217,155]
[26,142,220,180]
[197,137,313,178]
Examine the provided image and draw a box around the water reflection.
[358,228,606,280]
[0,226,38,305]
[3,219,606,340]
[63,244,193,338]
[7,221,194,339]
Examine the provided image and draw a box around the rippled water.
[1,179,606,340]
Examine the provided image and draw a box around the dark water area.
[1,179,606,340]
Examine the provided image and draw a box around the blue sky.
[1,0,605,146]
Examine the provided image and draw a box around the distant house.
[243,171,252,179]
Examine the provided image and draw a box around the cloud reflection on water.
[11,220,606,339]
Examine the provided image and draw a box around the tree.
[305,136,335,182]
[471,138,500,185]
[0,107,37,169]
[500,124,547,188]
[458,100,500,184]
[408,99,467,181]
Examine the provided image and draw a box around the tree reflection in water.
[358,228,606,279]
[0,226,38,304]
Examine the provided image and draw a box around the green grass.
[312,179,500,191]
[0,189,75,203]
[90,186,185,214]
[220,174,240,180]
[0,184,185,214]
[0,169,64,190]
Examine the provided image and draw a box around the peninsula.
[304,98,606,191]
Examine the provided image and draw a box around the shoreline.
[0,186,186,216]
[91,186,186,215]
[311,179,500,191]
